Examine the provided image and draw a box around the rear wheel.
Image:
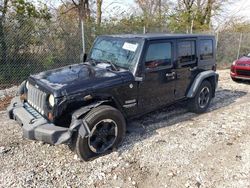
[188,80,212,114]
[75,105,126,161]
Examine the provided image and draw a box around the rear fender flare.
[187,70,219,98]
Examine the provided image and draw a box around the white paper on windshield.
[122,42,138,52]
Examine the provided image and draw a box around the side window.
[200,39,213,60]
[145,42,172,69]
[177,41,196,63]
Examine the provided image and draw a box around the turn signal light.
[20,94,27,101]
[48,113,54,121]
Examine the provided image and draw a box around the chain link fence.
[0,17,82,89]
[1,16,250,89]
[216,32,250,68]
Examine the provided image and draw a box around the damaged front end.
[7,97,90,145]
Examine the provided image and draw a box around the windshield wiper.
[102,60,119,71]
[93,58,119,71]
[90,48,120,71]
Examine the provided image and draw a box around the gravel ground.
[0,69,250,188]
[0,86,17,111]
[0,86,17,100]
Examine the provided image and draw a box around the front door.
[138,40,176,112]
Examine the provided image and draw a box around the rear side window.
[177,41,196,63]
[200,39,213,60]
[145,42,172,68]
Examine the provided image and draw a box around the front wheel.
[188,80,212,114]
[75,105,126,161]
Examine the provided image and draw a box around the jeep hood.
[29,63,133,97]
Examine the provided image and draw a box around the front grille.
[238,63,250,67]
[24,103,42,119]
[237,69,250,77]
[27,84,47,115]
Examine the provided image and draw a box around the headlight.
[232,61,237,65]
[48,94,55,107]
[25,81,29,90]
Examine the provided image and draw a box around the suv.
[8,34,218,161]
[231,53,250,82]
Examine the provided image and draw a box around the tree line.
[0,0,250,86]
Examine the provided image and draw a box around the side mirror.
[80,53,88,63]
[83,53,88,62]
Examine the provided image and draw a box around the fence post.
[216,31,219,49]
[143,26,146,34]
[80,18,85,62]
[237,33,243,59]
[190,19,193,34]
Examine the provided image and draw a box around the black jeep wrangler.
[8,34,218,161]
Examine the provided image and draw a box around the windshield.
[89,37,143,71]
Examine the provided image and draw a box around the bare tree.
[0,0,9,64]
[136,0,161,17]
[135,0,169,30]
[62,0,90,56]
[172,0,229,32]
[183,0,195,29]
[96,0,102,26]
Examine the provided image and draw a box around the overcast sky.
[50,0,250,23]
[226,0,250,19]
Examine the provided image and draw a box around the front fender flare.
[186,70,219,98]
[69,100,109,138]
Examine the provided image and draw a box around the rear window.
[200,39,213,60]
[177,41,196,63]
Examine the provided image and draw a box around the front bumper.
[231,72,250,80]
[231,65,250,80]
[7,97,76,145]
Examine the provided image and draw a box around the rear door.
[138,40,176,112]
[174,39,198,99]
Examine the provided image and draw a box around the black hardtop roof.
[101,33,215,40]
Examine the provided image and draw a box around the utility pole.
[216,31,219,49]
[78,0,87,62]
[80,18,85,56]
[143,26,146,34]
[237,33,243,59]
[190,19,194,34]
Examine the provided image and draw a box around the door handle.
[166,72,176,78]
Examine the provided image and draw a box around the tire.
[188,80,212,114]
[231,77,241,83]
[75,105,126,161]
[68,131,78,152]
